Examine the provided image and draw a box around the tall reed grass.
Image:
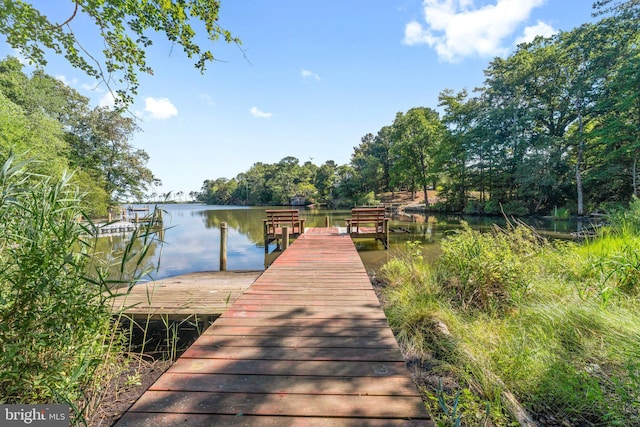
[0,155,166,425]
[380,216,640,425]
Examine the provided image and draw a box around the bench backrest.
[349,207,386,223]
[264,209,305,236]
[265,209,300,224]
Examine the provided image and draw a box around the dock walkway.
[115,228,432,426]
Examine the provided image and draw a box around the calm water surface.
[100,204,595,281]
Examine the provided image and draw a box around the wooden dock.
[114,228,432,426]
[109,271,262,319]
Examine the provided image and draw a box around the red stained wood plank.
[187,334,400,349]
[222,308,388,320]
[150,373,420,396]
[128,390,430,419]
[210,317,392,328]
[168,357,411,377]
[202,325,396,338]
[116,413,431,427]
[181,345,404,362]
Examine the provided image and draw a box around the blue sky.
[2,0,597,198]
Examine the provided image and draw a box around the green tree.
[67,106,159,202]
[588,2,640,199]
[0,0,240,107]
[438,89,483,210]
[314,160,338,204]
[200,177,237,205]
[0,57,156,209]
[391,107,446,211]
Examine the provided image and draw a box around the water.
[98,204,597,280]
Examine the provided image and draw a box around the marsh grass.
[380,219,640,425]
[0,155,172,425]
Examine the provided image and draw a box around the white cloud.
[11,48,28,65]
[515,20,557,45]
[98,91,116,108]
[55,75,78,86]
[301,68,321,81]
[404,0,547,62]
[250,106,272,118]
[144,97,178,120]
[200,93,215,106]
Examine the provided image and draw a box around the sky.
[1,0,598,198]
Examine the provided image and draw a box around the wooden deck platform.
[114,228,432,426]
[109,271,262,319]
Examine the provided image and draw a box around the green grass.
[380,220,640,426]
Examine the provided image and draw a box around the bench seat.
[263,209,305,243]
[345,207,389,248]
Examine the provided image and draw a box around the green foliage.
[380,214,640,425]
[0,157,114,407]
[0,91,69,179]
[0,0,240,107]
[0,57,158,207]
[0,155,167,424]
[553,207,571,220]
[609,195,640,235]
[426,385,495,427]
[439,222,543,313]
[356,191,379,206]
[462,200,479,215]
[483,200,500,215]
[501,200,530,216]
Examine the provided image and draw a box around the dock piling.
[220,222,228,271]
[282,225,289,249]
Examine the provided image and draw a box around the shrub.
[357,191,379,206]
[608,195,640,236]
[463,200,479,215]
[438,222,544,313]
[483,200,500,215]
[502,200,530,216]
[553,207,571,220]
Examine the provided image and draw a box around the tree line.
[0,57,159,216]
[198,1,639,216]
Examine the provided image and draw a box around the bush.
[379,215,640,425]
[438,222,544,313]
[356,191,380,206]
[483,200,500,215]
[553,207,571,220]
[463,200,479,215]
[502,200,530,216]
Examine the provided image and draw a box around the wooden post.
[135,212,139,223]
[108,210,113,222]
[220,222,228,271]
[282,226,289,250]
[384,218,390,249]
[325,216,329,227]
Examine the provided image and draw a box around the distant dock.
[109,271,262,320]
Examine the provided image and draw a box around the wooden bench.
[263,209,306,247]
[345,207,390,248]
